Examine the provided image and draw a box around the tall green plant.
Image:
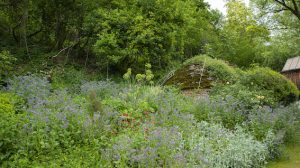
[123,63,154,85]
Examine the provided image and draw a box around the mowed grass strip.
[267,133,300,168]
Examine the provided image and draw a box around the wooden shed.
[282,56,300,89]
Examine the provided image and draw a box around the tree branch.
[52,46,71,58]
[27,27,43,39]
[274,0,294,11]
[0,3,9,7]
[274,8,289,12]
[274,0,300,20]
[291,0,300,15]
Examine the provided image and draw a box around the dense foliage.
[0,75,299,167]
[1,0,300,167]
[2,0,298,73]
[0,0,221,72]
[242,67,299,103]
[168,55,299,106]
[211,66,299,107]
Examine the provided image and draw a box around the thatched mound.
[164,55,238,90]
[165,64,213,89]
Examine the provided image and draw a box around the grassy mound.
[241,67,299,103]
[165,55,238,89]
[166,55,299,104]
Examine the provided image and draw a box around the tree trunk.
[54,7,67,50]
[21,0,29,56]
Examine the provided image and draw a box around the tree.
[252,0,300,71]
[0,0,220,71]
[209,0,269,67]
[91,0,218,71]
[253,0,300,21]
[262,32,300,71]
[0,0,100,49]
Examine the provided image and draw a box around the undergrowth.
[0,74,299,167]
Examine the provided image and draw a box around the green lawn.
[267,133,300,168]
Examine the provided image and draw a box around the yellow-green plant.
[136,63,154,84]
[135,74,146,83]
[123,68,132,81]
[123,64,154,85]
[0,93,25,162]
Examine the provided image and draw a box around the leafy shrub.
[246,104,300,142]
[80,80,119,98]
[241,67,299,103]
[183,55,238,82]
[7,75,51,105]
[51,66,87,92]
[21,90,86,152]
[102,86,160,121]
[188,95,248,129]
[105,127,190,167]
[0,93,25,162]
[103,122,268,168]
[210,83,277,108]
[0,50,16,81]
[8,146,105,167]
[263,131,285,160]
[190,122,268,168]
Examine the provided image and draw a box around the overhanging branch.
[274,0,300,21]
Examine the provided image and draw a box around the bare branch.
[274,8,290,12]
[274,0,294,11]
[291,0,300,15]
[274,0,300,20]
[28,27,43,39]
[52,46,71,58]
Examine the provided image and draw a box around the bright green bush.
[0,93,25,162]
[6,145,105,167]
[241,67,299,103]
[183,55,238,82]
[123,63,155,85]
[211,83,277,108]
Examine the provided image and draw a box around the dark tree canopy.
[0,0,299,72]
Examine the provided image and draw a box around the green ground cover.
[267,132,300,168]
